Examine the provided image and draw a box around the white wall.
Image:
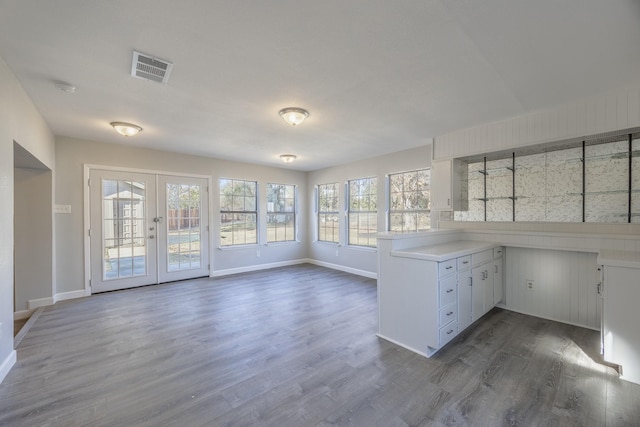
[14,167,53,313]
[55,136,308,294]
[307,145,432,277]
[434,83,640,160]
[505,248,600,330]
[0,55,55,383]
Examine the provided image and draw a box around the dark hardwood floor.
[1,264,638,426]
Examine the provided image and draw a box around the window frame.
[266,182,297,243]
[347,176,378,248]
[316,182,340,244]
[387,168,431,233]
[219,178,258,247]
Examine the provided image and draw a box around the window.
[348,177,377,247]
[388,169,431,232]
[219,178,257,246]
[317,182,339,243]
[266,183,296,242]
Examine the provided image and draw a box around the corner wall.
[307,145,432,277]
[55,136,308,295]
[0,55,55,384]
[14,167,53,313]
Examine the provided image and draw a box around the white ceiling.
[1,0,640,171]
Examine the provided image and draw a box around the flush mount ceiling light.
[110,122,143,137]
[280,154,298,163]
[279,107,309,126]
[53,80,76,93]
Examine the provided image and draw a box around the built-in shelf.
[454,131,640,224]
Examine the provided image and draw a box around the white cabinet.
[471,265,487,322]
[431,159,468,211]
[437,266,458,348]
[457,257,473,331]
[602,266,640,385]
[377,240,502,358]
[493,256,504,305]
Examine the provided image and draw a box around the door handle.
[153,217,163,223]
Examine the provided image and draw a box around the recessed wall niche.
[453,131,640,223]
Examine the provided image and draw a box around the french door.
[89,169,209,293]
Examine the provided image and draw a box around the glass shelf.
[474,166,514,175]
[458,133,640,224]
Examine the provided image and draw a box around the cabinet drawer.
[439,275,457,307]
[472,249,493,266]
[493,247,504,259]
[439,303,457,326]
[439,323,458,346]
[438,259,457,278]
[457,255,471,271]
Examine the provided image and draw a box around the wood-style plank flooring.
[1,264,639,426]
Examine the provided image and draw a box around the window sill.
[217,244,259,251]
[345,245,377,252]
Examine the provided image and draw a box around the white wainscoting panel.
[434,84,640,160]
[505,247,600,330]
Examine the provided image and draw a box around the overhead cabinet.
[431,159,468,211]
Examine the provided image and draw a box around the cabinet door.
[483,262,494,315]
[493,257,503,305]
[603,266,640,385]
[471,267,485,322]
[431,160,453,210]
[457,271,473,330]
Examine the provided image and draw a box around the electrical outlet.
[527,280,534,289]
[256,249,261,258]
[335,248,339,257]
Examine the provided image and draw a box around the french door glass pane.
[102,179,147,280]
[166,183,202,272]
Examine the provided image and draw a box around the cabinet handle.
[447,311,453,316]
[495,265,498,274]
[463,261,469,264]
[447,329,454,335]
[446,289,454,293]
[446,266,453,270]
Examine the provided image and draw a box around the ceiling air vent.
[131,51,173,84]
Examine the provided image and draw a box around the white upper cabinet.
[431,159,468,211]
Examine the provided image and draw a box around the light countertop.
[597,250,640,269]
[391,240,500,262]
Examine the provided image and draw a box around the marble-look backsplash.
[454,138,640,223]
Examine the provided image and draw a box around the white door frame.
[83,164,214,295]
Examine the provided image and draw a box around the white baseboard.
[210,259,378,279]
[27,297,54,310]
[306,259,377,279]
[502,306,599,332]
[55,289,89,302]
[25,289,87,312]
[210,259,309,277]
[14,309,35,320]
[0,350,16,385]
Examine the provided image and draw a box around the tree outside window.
[219,178,257,246]
[267,183,296,242]
[389,169,430,232]
[348,177,377,247]
[317,183,339,243]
